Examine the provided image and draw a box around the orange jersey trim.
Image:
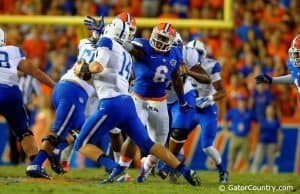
[131,92,167,102]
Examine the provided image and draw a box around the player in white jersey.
[74,19,200,186]
[160,33,210,180]
[26,17,104,178]
[187,40,228,183]
[0,27,55,176]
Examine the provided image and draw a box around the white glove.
[196,96,213,109]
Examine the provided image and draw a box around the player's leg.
[138,100,169,181]
[118,96,148,169]
[109,128,123,162]
[27,82,88,177]
[123,112,201,186]
[197,105,228,183]
[250,143,264,173]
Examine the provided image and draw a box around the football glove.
[255,74,272,84]
[83,16,105,34]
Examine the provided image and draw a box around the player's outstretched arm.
[18,59,56,88]
[255,74,293,85]
[123,41,145,61]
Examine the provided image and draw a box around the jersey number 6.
[153,65,168,83]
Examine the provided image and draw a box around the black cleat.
[219,171,229,183]
[48,154,65,174]
[183,170,201,186]
[26,165,52,179]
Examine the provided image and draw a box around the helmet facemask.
[150,29,174,52]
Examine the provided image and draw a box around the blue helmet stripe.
[163,23,170,33]
[119,21,126,39]
[126,13,130,24]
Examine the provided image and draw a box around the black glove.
[255,74,272,84]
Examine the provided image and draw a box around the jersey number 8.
[0,51,11,68]
[153,65,168,83]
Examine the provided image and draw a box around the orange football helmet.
[116,12,136,40]
[288,34,300,67]
[150,22,176,52]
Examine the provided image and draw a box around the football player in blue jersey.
[74,18,200,186]
[26,17,105,179]
[115,23,210,183]
[0,27,55,176]
[255,34,300,92]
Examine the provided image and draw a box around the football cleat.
[61,160,70,173]
[26,165,52,179]
[182,170,201,186]
[100,165,126,184]
[116,173,133,182]
[219,171,229,183]
[137,157,152,183]
[48,154,65,174]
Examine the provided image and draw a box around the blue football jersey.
[286,59,300,92]
[131,38,183,98]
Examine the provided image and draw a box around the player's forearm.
[33,70,56,88]
[212,90,226,101]
[123,42,144,61]
[272,74,293,84]
[187,71,210,84]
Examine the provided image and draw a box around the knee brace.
[170,128,189,143]
[42,134,59,147]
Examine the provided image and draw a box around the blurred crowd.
[0,0,299,171]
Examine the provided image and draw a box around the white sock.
[61,143,74,162]
[143,155,157,172]
[203,146,222,165]
[113,151,120,163]
[119,156,132,168]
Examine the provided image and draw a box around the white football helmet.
[115,12,136,41]
[173,32,183,48]
[0,28,5,46]
[288,34,300,67]
[149,22,176,52]
[103,18,130,44]
[187,40,207,58]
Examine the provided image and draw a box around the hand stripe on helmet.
[126,12,131,24]
[119,21,126,39]
[163,23,170,34]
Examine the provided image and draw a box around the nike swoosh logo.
[151,56,156,58]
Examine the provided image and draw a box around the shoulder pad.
[96,37,113,50]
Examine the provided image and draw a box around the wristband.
[208,95,214,101]
[178,95,185,104]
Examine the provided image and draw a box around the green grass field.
[0,166,299,194]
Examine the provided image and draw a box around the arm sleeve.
[272,74,293,84]
[211,62,222,82]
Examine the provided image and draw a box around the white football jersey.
[92,37,132,100]
[189,57,222,107]
[0,45,25,86]
[167,46,199,104]
[61,38,96,97]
